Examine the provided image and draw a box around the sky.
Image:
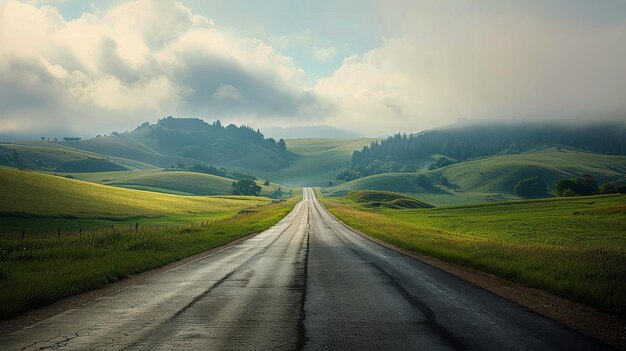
[1,0,625,138]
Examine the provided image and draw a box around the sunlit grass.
[0,167,271,234]
[0,197,298,318]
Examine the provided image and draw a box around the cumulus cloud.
[316,0,626,134]
[1,0,625,138]
[0,0,327,136]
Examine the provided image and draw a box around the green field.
[59,169,291,197]
[0,197,298,318]
[0,141,155,171]
[320,191,626,315]
[253,138,374,186]
[0,167,273,236]
[325,148,626,206]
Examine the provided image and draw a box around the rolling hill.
[251,138,375,186]
[62,169,291,197]
[72,117,293,171]
[0,141,154,172]
[0,167,271,234]
[325,147,626,206]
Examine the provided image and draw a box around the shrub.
[514,176,547,198]
[555,174,598,196]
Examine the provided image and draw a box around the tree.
[177,162,186,169]
[618,185,626,194]
[273,187,283,198]
[277,138,287,150]
[555,174,599,196]
[232,179,261,196]
[263,180,270,186]
[599,182,618,194]
[514,176,547,198]
[40,137,45,141]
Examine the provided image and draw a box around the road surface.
[0,188,609,350]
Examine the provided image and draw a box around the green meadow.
[61,169,291,197]
[252,138,375,186]
[0,197,298,318]
[320,191,626,315]
[0,167,300,317]
[0,168,272,236]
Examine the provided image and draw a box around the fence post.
[57,227,61,238]
[135,222,138,234]
[79,228,82,235]
[21,230,25,240]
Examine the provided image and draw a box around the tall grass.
[0,198,298,318]
[321,194,626,315]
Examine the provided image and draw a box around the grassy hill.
[252,138,374,186]
[60,169,291,197]
[96,117,292,171]
[68,134,200,169]
[429,147,626,193]
[346,190,434,209]
[325,148,626,206]
[0,141,154,172]
[0,167,271,235]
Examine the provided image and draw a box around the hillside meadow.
[326,147,626,206]
[319,191,626,315]
[0,167,300,317]
[0,167,275,236]
[60,169,292,197]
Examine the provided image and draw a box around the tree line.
[346,123,626,179]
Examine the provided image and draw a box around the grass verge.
[0,197,298,318]
[319,191,626,316]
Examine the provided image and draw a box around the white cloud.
[0,0,325,135]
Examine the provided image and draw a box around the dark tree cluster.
[232,179,261,196]
[555,174,599,196]
[514,176,547,198]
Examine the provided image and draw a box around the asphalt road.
[0,188,610,350]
